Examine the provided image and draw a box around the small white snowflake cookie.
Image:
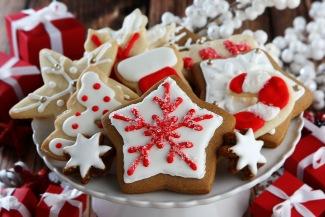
[220,128,267,180]
[103,76,236,194]
[63,133,112,184]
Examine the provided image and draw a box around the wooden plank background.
[0,0,317,203]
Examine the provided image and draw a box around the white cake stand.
[32,115,303,217]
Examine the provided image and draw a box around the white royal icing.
[268,128,276,135]
[117,47,177,82]
[108,9,147,45]
[230,129,266,175]
[109,77,223,183]
[242,70,271,94]
[62,71,121,137]
[245,102,280,121]
[63,133,111,178]
[49,138,74,156]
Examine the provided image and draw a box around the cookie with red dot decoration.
[102,76,235,194]
[41,65,138,161]
[191,47,313,148]
[181,34,258,66]
[116,46,189,94]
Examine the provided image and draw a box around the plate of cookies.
[10,9,312,208]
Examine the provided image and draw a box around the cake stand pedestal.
[92,189,250,217]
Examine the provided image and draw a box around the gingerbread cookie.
[63,133,113,184]
[219,129,266,180]
[116,47,188,94]
[102,76,235,194]
[191,48,313,147]
[181,34,258,67]
[84,9,148,59]
[10,42,115,119]
[41,66,138,161]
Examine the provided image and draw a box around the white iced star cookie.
[220,128,266,180]
[63,133,112,184]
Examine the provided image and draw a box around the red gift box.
[250,172,325,217]
[284,134,325,191]
[0,187,38,217]
[35,185,89,217]
[0,52,42,122]
[5,1,85,67]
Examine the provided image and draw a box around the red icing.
[72,123,79,129]
[103,96,111,102]
[92,105,99,112]
[234,111,265,132]
[81,95,88,102]
[199,47,222,60]
[75,112,81,116]
[223,40,251,56]
[91,34,102,47]
[183,57,194,70]
[93,83,101,90]
[138,66,178,93]
[258,76,289,109]
[229,73,247,94]
[117,32,140,60]
[113,81,214,176]
[55,143,62,149]
[102,109,109,115]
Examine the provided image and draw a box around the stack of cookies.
[9,9,313,194]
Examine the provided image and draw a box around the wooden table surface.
[0,0,316,182]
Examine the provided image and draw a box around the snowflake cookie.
[116,47,189,94]
[103,76,235,194]
[63,133,112,184]
[41,66,138,161]
[219,129,267,180]
[192,48,313,147]
[10,40,116,119]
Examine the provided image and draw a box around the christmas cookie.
[41,66,138,161]
[181,34,258,68]
[219,129,266,180]
[84,9,148,59]
[191,49,313,147]
[10,42,115,119]
[116,47,188,94]
[63,133,113,184]
[102,76,235,194]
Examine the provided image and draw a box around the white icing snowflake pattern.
[63,133,111,178]
[231,129,266,175]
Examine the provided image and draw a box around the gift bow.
[0,57,40,99]
[42,188,83,217]
[297,147,325,180]
[267,184,325,217]
[0,189,31,217]
[11,1,73,57]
